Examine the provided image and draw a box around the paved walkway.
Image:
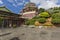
[0,27,60,40]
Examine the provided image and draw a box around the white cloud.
[13,4,17,7]
[13,3,23,7]
[17,3,23,6]
[30,0,60,9]
[30,0,46,5]
[48,0,58,3]
[0,0,3,4]
[7,0,14,3]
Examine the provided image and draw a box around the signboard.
[2,0,30,14]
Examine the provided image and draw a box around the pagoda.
[21,2,38,19]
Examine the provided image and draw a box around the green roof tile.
[0,7,10,12]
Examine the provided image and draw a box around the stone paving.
[0,27,60,40]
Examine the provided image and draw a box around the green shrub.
[25,19,36,25]
[25,21,30,25]
[37,18,46,23]
[52,13,60,19]
[33,16,40,19]
[39,12,50,18]
[52,18,60,24]
[51,13,60,24]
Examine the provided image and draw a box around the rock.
[39,26,43,29]
[28,25,35,28]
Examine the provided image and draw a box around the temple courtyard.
[0,26,60,40]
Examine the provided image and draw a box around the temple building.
[21,3,38,19]
[0,7,25,28]
[0,3,38,28]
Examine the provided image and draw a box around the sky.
[0,0,4,6]
[0,0,30,14]
[30,0,60,9]
[0,0,60,14]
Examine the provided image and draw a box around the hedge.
[51,18,60,24]
[37,18,46,23]
[25,19,36,25]
[39,12,50,18]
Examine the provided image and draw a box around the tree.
[47,7,60,15]
[52,13,60,19]
[52,19,60,24]
[38,8,45,13]
[39,12,50,18]
[51,13,60,24]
